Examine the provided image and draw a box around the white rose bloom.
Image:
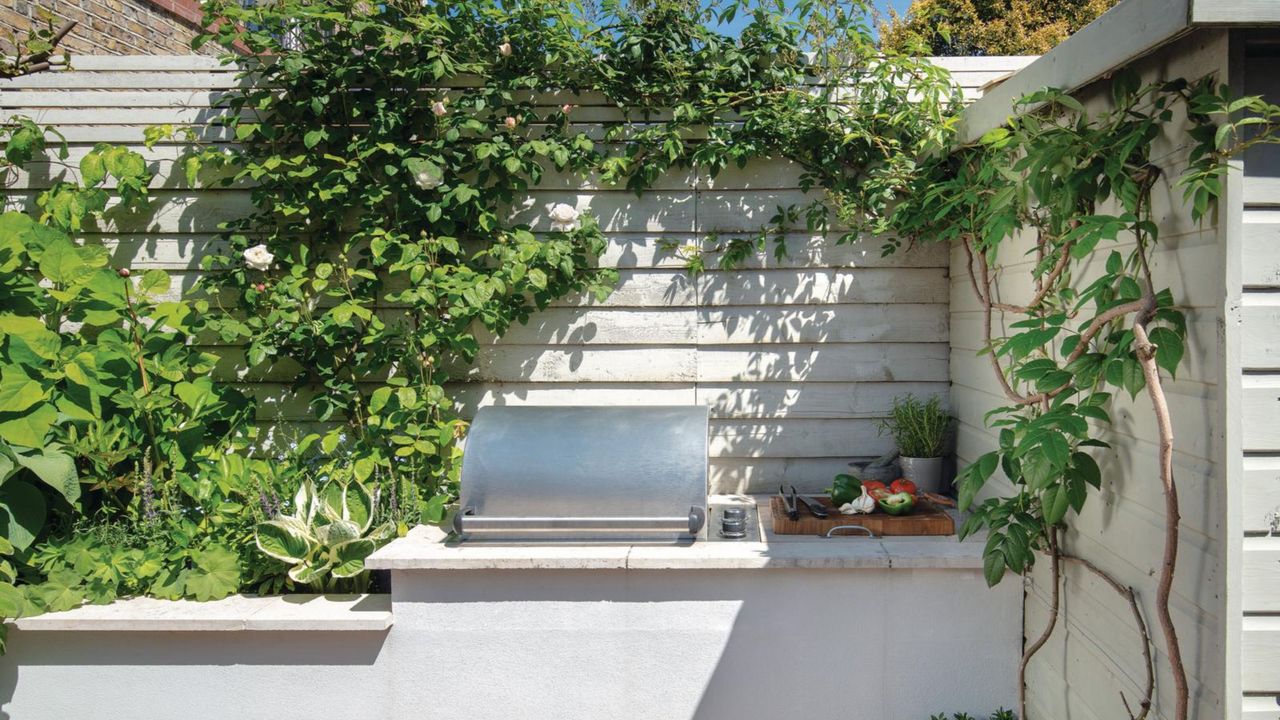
[431,101,447,117]
[415,170,442,190]
[243,244,275,271]
[499,41,512,57]
[548,203,579,232]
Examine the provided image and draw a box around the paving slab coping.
[10,593,392,632]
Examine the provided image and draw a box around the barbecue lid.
[454,405,709,541]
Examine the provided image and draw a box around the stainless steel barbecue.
[453,405,723,543]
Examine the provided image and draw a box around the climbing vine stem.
[889,72,1280,720]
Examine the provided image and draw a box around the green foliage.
[880,394,950,458]
[0,118,258,642]
[891,72,1280,588]
[255,475,395,591]
[0,9,71,79]
[928,710,1015,720]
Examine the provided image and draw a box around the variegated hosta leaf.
[255,518,316,563]
[292,479,316,523]
[329,539,376,579]
[367,522,396,543]
[315,518,360,547]
[288,561,332,585]
[318,480,374,532]
[344,481,374,533]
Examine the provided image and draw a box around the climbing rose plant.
[189,0,957,522]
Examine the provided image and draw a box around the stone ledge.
[10,593,392,632]
[367,495,987,572]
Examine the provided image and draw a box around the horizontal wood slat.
[1244,536,1280,614]
[1244,456,1280,534]
[1243,616,1280,693]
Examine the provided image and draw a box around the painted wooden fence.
[0,54,1033,495]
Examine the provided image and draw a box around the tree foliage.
[879,0,1120,56]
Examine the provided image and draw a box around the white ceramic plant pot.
[899,456,944,494]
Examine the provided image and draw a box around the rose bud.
[117,268,131,278]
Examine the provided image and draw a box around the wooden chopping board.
[770,496,954,536]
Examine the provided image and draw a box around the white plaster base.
[382,567,1021,720]
[1,499,1022,720]
[0,566,1019,720]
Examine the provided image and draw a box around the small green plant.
[254,477,395,591]
[929,710,1015,720]
[880,394,950,458]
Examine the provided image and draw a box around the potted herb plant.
[880,394,951,494]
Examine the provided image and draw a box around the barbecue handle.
[454,506,706,536]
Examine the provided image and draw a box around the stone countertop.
[366,495,987,571]
[10,593,393,632]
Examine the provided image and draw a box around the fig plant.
[888,74,1280,720]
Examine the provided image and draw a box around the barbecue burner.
[453,406,727,543]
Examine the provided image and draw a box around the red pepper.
[863,480,889,500]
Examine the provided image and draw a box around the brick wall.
[1,0,217,55]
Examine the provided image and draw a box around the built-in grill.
[453,405,730,543]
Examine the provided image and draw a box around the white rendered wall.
[1,567,1020,719]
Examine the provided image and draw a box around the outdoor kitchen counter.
[366,494,986,571]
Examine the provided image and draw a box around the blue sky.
[709,0,915,36]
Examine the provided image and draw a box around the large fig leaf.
[13,450,78,504]
[0,480,46,551]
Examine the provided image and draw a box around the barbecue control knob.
[720,507,747,539]
[688,506,706,534]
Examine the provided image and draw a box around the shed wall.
[950,30,1231,720]
[1236,38,1280,720]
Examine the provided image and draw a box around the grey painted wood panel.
[1243,223,1280,287]
[1243,536,1280,613]
[1243,377,1280,451]
[1243,301,1280,370]
[1243,456,1280,534]
[1243,616,1280,693]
